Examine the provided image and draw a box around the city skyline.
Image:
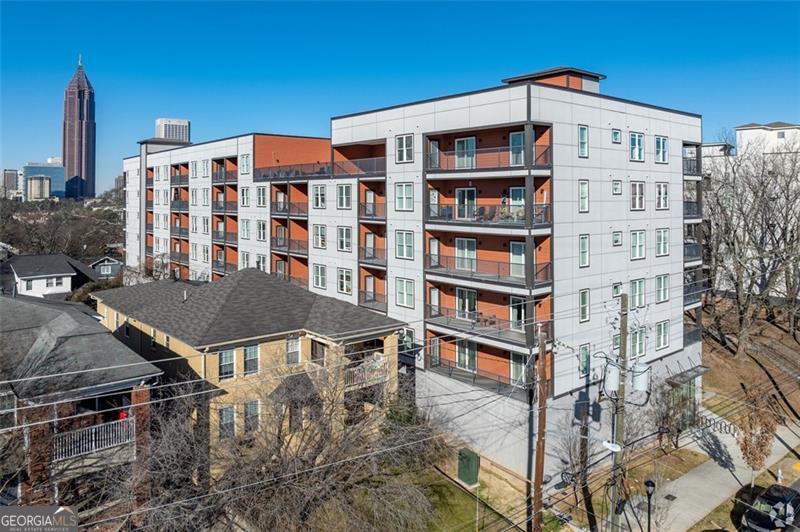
[1,1,799,193]
[62,56,96,197]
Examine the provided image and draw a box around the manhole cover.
[665,494,677,501]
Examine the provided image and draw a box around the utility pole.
[532,325,549,531]
[610,293,629,531]
[524,318,536,532]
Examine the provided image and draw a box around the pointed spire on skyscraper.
[78,53,82,67]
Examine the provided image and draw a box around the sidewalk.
[657,410,800,531]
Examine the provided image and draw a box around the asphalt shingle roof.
[5,253,97,281]
[93,269,405,348]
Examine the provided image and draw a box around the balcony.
[170,174,189,186]
[271,236,288,252]
[427,145,551,172]
[289,202,308,217]
[212,231,238,244]
[359,202,386,221]
[145,246,153,255]
[212,200,238,214]
[344,357,388,391]
[333,157,386,177]
[270,202,307,217]
[212,260,237,273]
[170,227,189,238]
[52,417,136,462]
[289,239,308,255]
[425,354,529,402]
[145,200,153,210]
[424,255,551,287]
[212,170,238,183]
[684,201,702,218]
[253,162,331,182]
[271,201,289,216]
[427,202,551,227]
[145,223,153,232]
[683,157,702,176]
[684,283,702,306]
[170,200,188,211]
[684,324,701,345]
[358,246,386,267]
[684,242,702,263]
[426,305,553,347]
[145,177,153,187]
[268,271,309,289]
[359,290,387,313]
[171,253,189,266]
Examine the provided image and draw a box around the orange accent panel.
[253,135,331,169]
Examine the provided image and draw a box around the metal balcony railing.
[425,304,553,346]
[359,202,386,220]
[424,354,534,401]
[145,200,153,210]
[212,170,238,183]
[170,200,188,211]
[424,255,551,286]
[344,357,388,390]
[170,174,189,186]
[145,246,153,255]
[683,157,702,176]
[358,246,386,266]
[358,290,387,312]
[170,227,189,238]
[145,177,153,187]
[253,162,332,181]
[212,260,237,272]
[427,145,551,171]
[271,236,288,252]
[52,417,136,462]
[212,201,237,213]
[145,223,153,232]
[427,202,551,226]
[684,201,702,218]
[684,324,701,345]
[288,202,308,216]
[684,242,703,262]
[289,239,308,254]
[271,201,289,215]
[333,157,386,177]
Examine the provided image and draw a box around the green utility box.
[457,448,480,487]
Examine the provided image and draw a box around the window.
[337,268,352,294]
[218,406,235,439]
[219,350,234,380]
[578,180,589,212]
[630,182,645,210]
[100,264,112,275]
[656,228,670,257]
[456,339,477,372]
[313,264,327,289]
[778,131,786,140]
[396,278,414,308]
[241,219,250,239]
[255,254,266,271]
[630,278,645,308]
[202,159,210,177]
[202,245,210,263]
[396,230,413,259]
[655,136,668,163]
[510,131,525,166]
[578,125,589,157]
[579,289,590,322]
[396,134,413,163]
[286,337,300,365]
[579,234,590,268]
[256,186,267,207]
[631,327,646,358]
[312,185,326,209]
[337,184,352,209]
[613,334,621,352]
[313,225,326,248]
[395,183,413,211]
[240,251,250,268]
[202,188,210,206]
[24,280,32,291]
[240,187,250,207]
[190,189,198,205]
[630,132,645,161]
[239,153,251,174]
[579,344,591,377]
[257,220,267,241]
[244,345,259,375]
[612,231,623,247]
[612,180,622,195]
[630,230,645,260]
[656,183,669,210]
[46,278,54,287]
[190,161,198,178]
[244,400,260,433]
[656,274,670,303]
[190,216,197,233]
[337,226,352,252]
[612,129,622,144]
[202,217,210,234]
[455,137,476,169]
[612,282,622,298]
[150,328,156,347]
[656,320,670,349]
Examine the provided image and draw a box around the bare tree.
[736,389,778,487]
[554,412,600,529]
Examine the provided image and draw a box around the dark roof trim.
[501,66,607,84]
[331,80,701,121]
[735,121,798,130]
[137,138,192,146]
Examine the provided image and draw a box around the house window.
[239,187,249,207]
[313,264,327,289]
[456,339,477,372]
[46,278,54,287]
[190,161,197,178]
[396,134,414,163]
[612,180,622,195]
[337,184,352,209]
[655,136,668,163]
[219,350,234,380]
[286,337,300,365]
[313,225,326,249]
[579,344,590,377]
[244,345,259,375]
[656,274,670,303]
[396,278,414,308]
[630,230,645,260]
[202,159,210,177]
[612,282,622,298]
[656,183,669,210]
[578,180,589,212]
[656,228,670,257]
[257,186,267,207]
[612,129,622,144]
[240,251,250,268]
[202,245,210,263]
[630,132,645,161]
[239,153,251,174]
[579,289,590,322]
[202,217,210,234]
[395,183,413,211]
[244,400,260,433]
[579,234,590,268]
[255,254,266,272]
[257,220,267,241]
[656,320,670,349]
[218,406,235,439]
[24,280,32,291]
[241,219,250,239]
[191,216,198,233]
[630,182,645,210]
[165,335,170,349]
[202,188,210,206]
[631,327,646,358]
[190,189,198,205]
[630,278,645,308]
[578,125,589,157]
[612,231,623,246]
[337,268,352,294]
[396,230,413,259]
[312,185,326,209]
[337,226,352,252]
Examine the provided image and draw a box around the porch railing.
[52,417,136,462]
[344,358,388,390]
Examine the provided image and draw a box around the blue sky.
[2,2,799,193]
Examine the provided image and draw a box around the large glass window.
[396,134,413,163]
[337,184,352,209]
[396,230,413,259]
[656,274,669,303]
[656,183,669,210]
[244,400,260,433]
[395,183,413,211]
[455,137,476,169]
[655,136,668,163]
[656,228,670,257]
[286,337,300,365]
[630,182,645,210]
[456,339,477,372]
[337,268,352,294]
[218,407,234,439]
[579,344,590,377]
[631,230,646,260]
[337,226,352,252]
[630,278,646,308]
[313,264,326,289]
[510,131,525,166]
[396,278,414,308]
[312,185,326,208]
[656,321,670,349]
[578,180,589,212]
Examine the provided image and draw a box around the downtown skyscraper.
[62,56,96,198]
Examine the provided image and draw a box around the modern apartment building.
[122,66,705,477]
[155,118,191,143]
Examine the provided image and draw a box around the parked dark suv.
[742,485,800,531]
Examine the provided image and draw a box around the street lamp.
[644,479,656,532]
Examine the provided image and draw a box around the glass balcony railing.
[424,255,551,286]
[684,201,702,218]
[359,246,386,266]
[683,157,702,176]
[254,163,331,181]
[333,157,386,177]
[427,145,551,171]
[359,202,386,220]
[427,202,551,226]
[684,242,702,262]
[358,290,387,313]
[425,304,554,346]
